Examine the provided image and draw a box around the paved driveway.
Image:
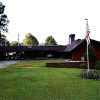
[0,60,17,68]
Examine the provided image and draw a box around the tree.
[0,2,9,45]
[44,35,57,45]
[10,41,21,46]
[0,34,10,46]
[22,33,39,46]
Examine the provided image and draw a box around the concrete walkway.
[0,60,17,68]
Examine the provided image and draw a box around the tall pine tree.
[0,2,9,46]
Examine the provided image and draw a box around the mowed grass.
[0,60,100,100]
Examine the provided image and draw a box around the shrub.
[46,62,85,68]
[94,61,100,70]
[79,63,86,69]
[80,69,100,80]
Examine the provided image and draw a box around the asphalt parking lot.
[0,60,17,68]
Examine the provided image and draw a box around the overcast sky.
[1,0,100,45]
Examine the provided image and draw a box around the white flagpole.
[87,40,90,71]
[85,19,90,71]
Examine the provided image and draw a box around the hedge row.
[46,62,86,68]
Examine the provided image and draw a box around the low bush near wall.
[94,61,100,70]
[79,62,95,69]
[46,62,85,68]
[79,63,86,69]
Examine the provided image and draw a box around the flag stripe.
[85,21,90,45]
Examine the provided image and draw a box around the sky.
[1,0,100,45]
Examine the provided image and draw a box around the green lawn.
[0,60,100,100]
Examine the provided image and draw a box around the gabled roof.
[64,39,100,52]
[64,39,85,52]
[89,39,100,48]
[0,45,66,52]
[24,45,67,52]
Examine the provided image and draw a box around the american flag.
[85,19,90,45]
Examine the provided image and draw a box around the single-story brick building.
[0,34,100,60]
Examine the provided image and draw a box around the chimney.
[69,34,75,44]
